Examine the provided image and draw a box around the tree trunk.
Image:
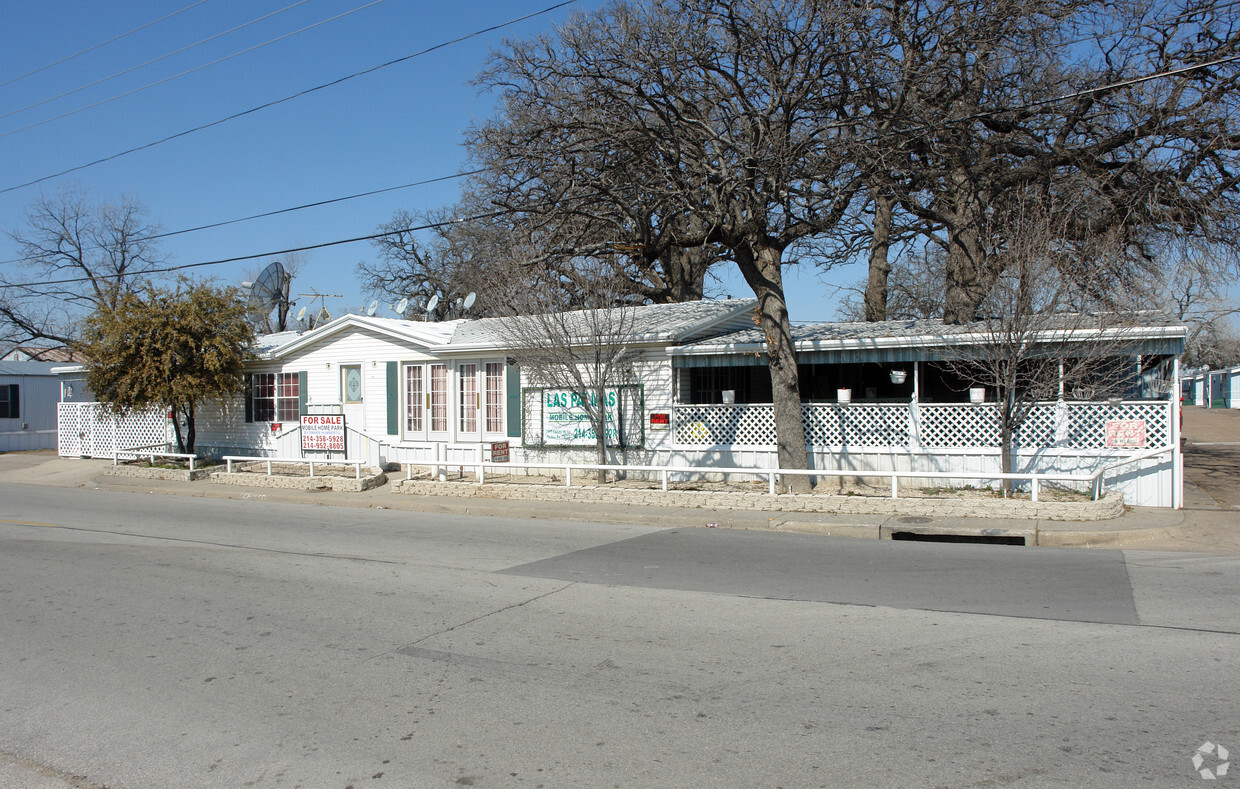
[660,246,710,302]
[186,401,196,455]
[864,192,895,322]
[734,243,812,493]
[942,168,994,325]
[592,387,608,484]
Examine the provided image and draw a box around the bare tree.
[935,196,1145,493]
[357,207,536,321]
[2,186,165,346]
[1137,247,1240,366]
[472,0,863,490]
[839,246,947,322]
[849,0,1240,324]
[494,257,640,482]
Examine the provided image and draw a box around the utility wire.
[0,0,579,196]
[0,168,487,267]
[0,0,314,123]
[0,0,212,90]
[1,0,391,138]
[0,209,511,291]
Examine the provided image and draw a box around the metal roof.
[0,361,62,376]
[674,312,1187,366]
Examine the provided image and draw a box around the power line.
[1,0,391,138]
[0,209,511,291]
[0,168,486,267]
[0,0,315,123]
[0,0,213,90]
[0,0,580,196]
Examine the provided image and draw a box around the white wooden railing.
[407,457,1140,502]
[113,443,198,471]
[222,455,365,479]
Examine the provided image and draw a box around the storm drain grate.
[891,531,1026,546]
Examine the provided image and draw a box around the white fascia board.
[264,315,454,360]
[51,364,88,375]
[671,323,1184,357]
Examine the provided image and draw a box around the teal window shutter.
[506,363,521,438]
[386,361,399,435]
[244,374,253,422]
[298,371,307,415]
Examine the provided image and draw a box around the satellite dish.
[366,300,379,316]
[426,294,441,315]
[296,306,307,322]
[249,261,287,307]
[463,292,477,311]
[395,297,408,316]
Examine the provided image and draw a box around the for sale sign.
[302,414,345,453]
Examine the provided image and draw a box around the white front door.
[341,364,364,433]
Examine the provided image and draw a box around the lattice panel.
[916,404,1001,448]
[1013,404,1060,449]
[1067,401,1171,449]
[57,402,89,456]
[803,404,910,448]
[675,405,775,446]
[57,402,169,457]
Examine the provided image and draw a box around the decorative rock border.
[393,479,1124,521]
[102,464,214,482]
[211,466,387,492]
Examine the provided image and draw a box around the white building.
[57,299,1187,507]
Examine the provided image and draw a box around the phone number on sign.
[302,435,344,451]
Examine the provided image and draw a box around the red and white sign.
[302,414,346,453]
[489,441,510,463]
[649,412,670,430]
[1105,419,1147,448]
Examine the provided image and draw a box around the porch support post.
[1171,357,1182,509]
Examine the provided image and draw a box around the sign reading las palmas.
[543,389,623,446]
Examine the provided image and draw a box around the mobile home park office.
[57,298,1187,507]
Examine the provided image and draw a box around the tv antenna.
[298,289,341,328]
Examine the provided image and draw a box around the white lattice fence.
[805,404,911,447]
[57,402,169,458]
[1067,401,1171,449]
[674,400,1171,451]
[675,405,775,446]
[911,404,1001,448]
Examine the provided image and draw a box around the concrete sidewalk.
[2,406,1236,554]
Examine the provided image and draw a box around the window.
[485,363,504,433]
[459,364,478,433]
[405,364,423,433]
[429,364,448,432]
[0,384,16,419]
[252,373,300,422]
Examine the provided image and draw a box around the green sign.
[531,386,643,448]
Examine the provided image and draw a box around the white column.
[1171,357,1182,509]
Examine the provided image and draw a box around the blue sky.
[0,0,846,326]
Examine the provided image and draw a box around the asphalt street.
[1,483,1238,788]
